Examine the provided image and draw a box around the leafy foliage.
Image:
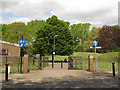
[27,20,46,38]
[83,27,100,52]
[88,27,101,40]
[33,15,74,55]
[2,22,34,44]
[74,44,84,52]
[69,23,91,45]
[95,25,120,53]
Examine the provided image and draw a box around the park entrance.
[28,54,89,71]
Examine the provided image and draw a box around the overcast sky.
[0,0,119,28]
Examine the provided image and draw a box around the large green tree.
[2,22,34,44]
[69,23,91,45]
[33,15,74,55]
[27,20,46,38]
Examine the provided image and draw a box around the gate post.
[88,55,93,72]
[36,54,38,70]
[36,54,42,70]
[23,55,28,73]
[36,54,40,70]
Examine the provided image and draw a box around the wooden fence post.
[88,55,93,72]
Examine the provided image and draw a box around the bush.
[115,47,120,52]
[74,44,84,52]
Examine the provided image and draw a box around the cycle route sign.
[19,40,26,47]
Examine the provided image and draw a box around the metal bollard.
[5,64,8,81]
[112,63,115,76]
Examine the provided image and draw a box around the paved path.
[43,63,68,70]
[2,63,119,88]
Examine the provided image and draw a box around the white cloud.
[0,16,3,24]
[10,17,32,24]
[50,10,57,16]
[1,0,119,25]
[1,16,32,24]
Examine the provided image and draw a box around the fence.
[94,59,118,71]
[68,55,118,72]
[28,56,36,71]
[73,56,82,70]
[73,56,88,70]
[28,55,49,71]
[2,56,20,73]
[68,55,88,70]
[42,57,49,68]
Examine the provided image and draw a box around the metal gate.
[68,55,88,70]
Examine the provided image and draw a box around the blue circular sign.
[19,40,26,47]
[93,41,98,46]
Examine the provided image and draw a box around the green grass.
[72,52,118,71]
[47,55,68,61]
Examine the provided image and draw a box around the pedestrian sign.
[19,40,26,47]
[93,41,98,46]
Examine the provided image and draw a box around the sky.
[0,0,120,29]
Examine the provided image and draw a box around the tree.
[33,24,54,55]
[27,20,46,38]
[88,27,101,40]
[83,26,100,52]
[2,22,34,44]
[69,23,91,45]
[33,15,74,56]
[95,25,120,52]
[2,22,35,55]
[1,24,8,36]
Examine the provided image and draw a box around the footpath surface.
[2,63,118,88]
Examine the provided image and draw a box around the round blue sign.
[19,40,26,47]
[93,41,98,46]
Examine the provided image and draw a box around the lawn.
[72,52,118,71]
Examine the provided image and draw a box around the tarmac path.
[1,63,119,88]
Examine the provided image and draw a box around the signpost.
[90,41,101,72]
[19,35,26,73]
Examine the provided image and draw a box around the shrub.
[115,47,120,52]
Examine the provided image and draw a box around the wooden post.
[36,54,39,70]
[36,57,38,70]
[88,55,93,72]
[23,55,28,73]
